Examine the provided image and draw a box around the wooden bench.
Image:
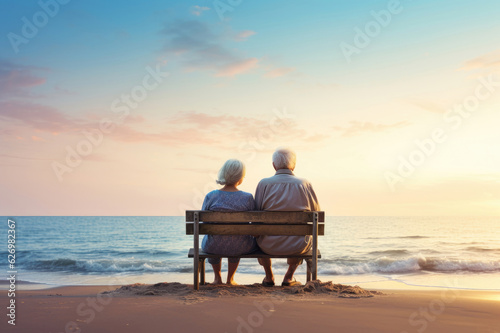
[186,210,325,290]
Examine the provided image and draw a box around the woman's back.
[202,189,255,212]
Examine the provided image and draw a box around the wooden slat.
[188,248,322,259]
[186,211,325,223]
[186,223,324,236]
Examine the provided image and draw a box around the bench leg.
[194,259,199,290]
[194,212,200,290]
[312,212,318,281]
[199,258,206,286]
[306,259,312,282]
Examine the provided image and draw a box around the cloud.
[171,166,214,174]
[333,120,411,137]
[303,134,330,143]
[0,101,85,133]
[0,101,150,146]
[407,99,446,114]
[234,30,256,41]
[31,135,44,141]
[459,49,500,72]
[190,5,210,16]
[216,58,258,77]
[54,84,77,96]
[0,101,328,149]
[264,67,294,78]
[160,20,258,77]
[0,153,54,161]
[0,152,107,162]
[124,115,145,124]
[110,110,327,148]
[167,110,261,127]
[0,60,46,99]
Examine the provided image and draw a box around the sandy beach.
[3,0,500,332]
[2,281,499,333]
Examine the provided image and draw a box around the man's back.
[255,168,320,256]
[255,169,320,212]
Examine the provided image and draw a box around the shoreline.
[3,271,500,291]
[2,282,500,333]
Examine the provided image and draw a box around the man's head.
[272,147,296,171]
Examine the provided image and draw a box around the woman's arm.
[247,194,257,211]
[201,191,212,210]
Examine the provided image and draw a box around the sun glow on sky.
[1,0,499,216]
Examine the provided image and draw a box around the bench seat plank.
[186,223,325,236]
[186,210,325,223]
[188,248,321,259]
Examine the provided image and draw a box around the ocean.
[2,216,499,290]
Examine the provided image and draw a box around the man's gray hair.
[272,147,296,170]
[216,159,246,186]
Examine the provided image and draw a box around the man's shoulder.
[291,176,313,188]
[258,173,312,187]
[257,174,282,187]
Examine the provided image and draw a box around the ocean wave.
[12,249,177,261]
[465,246,500,253]
[19,255,500,276]
[106,249,175,257]
[23,258,191,273]
[320,256,500,275]
[368,250,411,256]
[364,236,430,240]
[419,257,500,273]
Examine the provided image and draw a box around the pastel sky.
[1,0,499,216]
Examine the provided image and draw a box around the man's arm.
[306,183,320,211]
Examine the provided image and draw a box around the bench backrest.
[185,211,325,236]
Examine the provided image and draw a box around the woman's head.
[216,159,246,186]
[272,147,296,170]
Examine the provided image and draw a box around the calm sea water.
[2,216,499,289]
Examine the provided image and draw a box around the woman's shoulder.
[205,189,218,196]
[237,190,255,199]
[204,189,222,200]
[205,190,254,201]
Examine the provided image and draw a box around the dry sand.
[2,280,499,333]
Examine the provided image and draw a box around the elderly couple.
[201,147,320,287]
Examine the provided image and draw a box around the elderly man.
[255,147,320,287]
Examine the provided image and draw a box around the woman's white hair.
[216,159,246,186]
[272,147,296,170]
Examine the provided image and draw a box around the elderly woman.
[201,159,257,285]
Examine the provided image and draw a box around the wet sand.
[2,280,499,333]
